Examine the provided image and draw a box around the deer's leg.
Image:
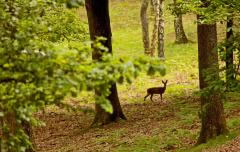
[160,94,162,101]
[144,93,150,101]
[150,94,153,101]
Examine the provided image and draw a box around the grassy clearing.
[35,0,240,152]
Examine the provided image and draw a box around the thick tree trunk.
[226,17,234,87]
[92,84,126,125]
[197,21,227,144]
[174,14,188,43]
[140,0,151,55]
[173,0,188,44]
[85,0,126,126]
[1,113,35,152]
[157,0,165,58]
[150,0,160,56]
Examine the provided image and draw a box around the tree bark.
[2,113,16,152]
[157,0,165,58]
[22,121,35,152]
[226,17,234,87]
[197,20,227,144]
[173,0,188,44]
[150,0,155,15]
[140,0,151,55]
[150,0,160,56]
[85,0,126,126]
[174,14,188,43]
[92,84,126,125]
[1,113,35,152]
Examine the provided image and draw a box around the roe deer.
[144,80,168,102]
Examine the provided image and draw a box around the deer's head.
[162,80,168,86]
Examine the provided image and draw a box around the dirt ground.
[34,98,198,152]
[34,94,240,152]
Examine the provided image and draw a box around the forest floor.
[34,0,240,151]
[34,91,240,152]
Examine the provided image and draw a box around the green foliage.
[185,0,240,97]
[0,0,88,149]
[218,32,240,91]
[169,0,240,24]
[167,0,192,16]
[0,0,165,151]
[193,0,240,94]
[41,6,88,42]
[65,0,85,8]
[55,0,85,8]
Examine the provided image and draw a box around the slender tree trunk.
[140,0,151,55]
[157,0,165,58]
[173,0,188,44]
[150,0,155,15]
[197,20,227,144]
[150,0,160,56]
[85,0,126,126]
[226,17,234,87]
[22,121,35,152]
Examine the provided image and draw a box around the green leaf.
[100,99,113,114]
[66,0,84,8]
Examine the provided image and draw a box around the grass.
[35,0,240,152]
[179,133,238,152]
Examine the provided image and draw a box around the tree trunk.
[22,121,35,152]
[174,14,188,43]
[1,113,35,152]
[2,113,18,152]
[226,17,234,87]
[150,0,155,15]
[173,0,188,44]
[140,0,151,55]
[92,84,126,125]
[197,21,227,144]
[157,0,165,58]
[150,0,160,56]
[85,0,126,126]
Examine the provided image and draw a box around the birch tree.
[157,0,165,58]
[149,0,160,56]
[140,0,151,55]
[173,0,188,44]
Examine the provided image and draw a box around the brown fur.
[144,80,168,102]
